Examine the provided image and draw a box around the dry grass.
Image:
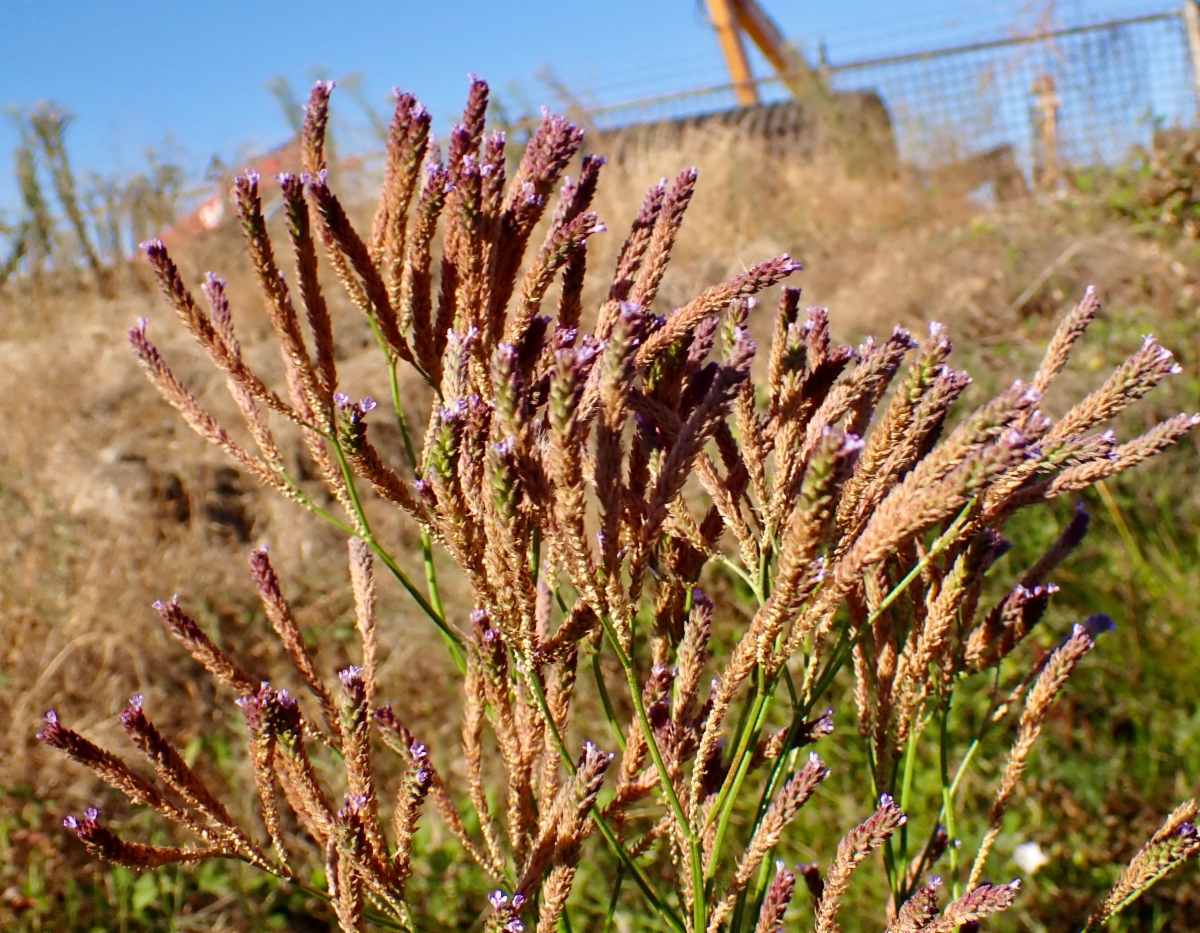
[4,109,1200,931]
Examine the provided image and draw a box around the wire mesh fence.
[587,8,1200,182]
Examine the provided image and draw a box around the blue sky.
[0,0,1181,214]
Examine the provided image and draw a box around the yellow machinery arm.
[706,0,759,106]
[705,0,822,106]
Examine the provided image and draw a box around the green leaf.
[131,872,159,915]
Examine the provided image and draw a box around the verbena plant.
[39,78,1200,932]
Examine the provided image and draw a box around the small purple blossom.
[334,392,352,408]
[358,397,378,413]
[1082,613,1117,638]
[488,890,508,909]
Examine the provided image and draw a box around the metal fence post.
[1184,1,1200,111]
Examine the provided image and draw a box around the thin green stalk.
[592,649,627,752]
[599,866,626,933]
[904,666,1009,899]
[904,733,981,899]
[327,427,466,671]
[940,702,961,899]
[288,879,411,932]
[782,666,800,710]
[1095,479,1149,576]
[282,465,457,666]
[719,554,760,597]
[871,738,899,892]
[871,502,976,625]
[705,677,777,882]
[703,675,761,835]
[519,657,686,933]
[896,715,925,895]
[387,355,447,623]
[597,611,707,933]
[730,502,980,925]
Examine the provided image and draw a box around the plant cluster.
[39,78,1200,932]
[1085,127,1200,238]
[3,102,183,288]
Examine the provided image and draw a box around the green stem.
[387,356,447,624]
[289,880,410,932]
[599,866,626,933]
[719,554,759,594]
[327,428,466,672]
[940,701,961,899]
[705,678,776,880]
[893,714,925,907]
[727,502,979,925]
[519,658,686,933]
[597,611,707,933]
[530,526,542,586]
[903,734,980,900]
[592,649,627,752]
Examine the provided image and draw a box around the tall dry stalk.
[40,78,1199,933]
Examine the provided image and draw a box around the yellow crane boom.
[704,0,822,106]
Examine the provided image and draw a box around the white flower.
[1012,841,1049,874]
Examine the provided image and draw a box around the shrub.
[39,78,1200,932]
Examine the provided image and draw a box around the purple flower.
[488,890,508,909]
[358,397,378,413]
[333,392,351,409]
[1082,613,1117,638]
